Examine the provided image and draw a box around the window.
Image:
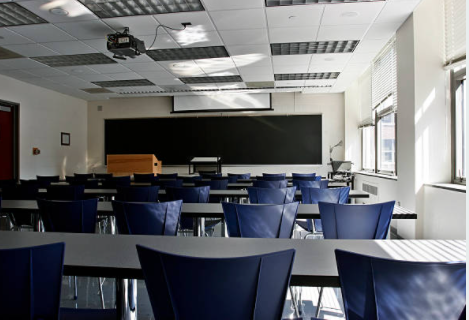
[362,126,375,171]
[377,112,396,173]
[452,68,466,183]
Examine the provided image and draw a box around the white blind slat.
[445,0,466,65]
[359,68,372,124]
[371,38,397,112]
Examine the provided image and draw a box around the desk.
[189,157,222,174]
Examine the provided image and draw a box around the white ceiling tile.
[8,24,76,43]
[25,68,68,77]
[55,66,100,75]
[88,64,131,74]
[20,77,58,86]
[201,0,265,11]
[0,69,38,79]
[195,57,236,69]
[348,52,376,64]
[210,9,266,31]
[219,29,269,46]
[239,73,274,82]
[309,53,353,65]
[41,41,97,55]
[273,64,309,74]
[238,66,273,77]
[170,30,223,47]
[266,5,324,28]
[18,0,98,23]
[321,2,385,26]
[46,75,95,87]
[135,34,179,50]
[308,64,344,73]
[375,1,420,25]
[107,72,143,80]
[269,26,319,43]
[226,44,271,57]
[302,87,331,94]
[187,84,218,90]
[317,24,369,41]
[102,16,160,35]
[216,82,247,89]
[275,80,305,87]
[155,11,216,33]
[159,60,205,76]
[0,28,33,45]
[273,55,312,66]
[55,21,114,40]
[0,58,48,69]
[305,79,336,86]
[232,54,272,68]
[137,73,183,85]
[202,68,239,76]
[124,62,164,72]
[118,54,155,63]
[353,38,388,54]
[3,44,59,57]
[74,74,114,82]
[365,22,402,40]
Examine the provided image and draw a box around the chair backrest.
[153,179,183,190]
[46,185,85,200]
[222,202,299,238]
[292,179,320,189]
[112,200,182,236]
[157,173,178,179]
[65,176,75,183]
[314,175,322,181]
[166,186,210,230]
[335,249,466,320]
[74,173,93,180]
[181,176,203,183]
[319,201,395,239]
[102,176,132,188]
[199,172,222,179]
[292,173,316,181]
[248,187,297,204]
[38,198,99,233]
[2,183,39,200]
[70,179,99,189]
[261,174,286,181]
[136,245,295,320]
[227,173,251,183]
[37,175,60,183]
[94,173,113,180]
[252,180,288,189]
[194,179,229,190]
[116,186,160,202]
[0,243,65,320]
[301,187,350,204]
[133,173,156,183]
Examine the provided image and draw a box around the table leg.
[199,218,205,237]
[116,279,138,320]
[193,218,199,237]
[221,218,226,237]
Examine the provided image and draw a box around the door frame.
[0,99,19,180]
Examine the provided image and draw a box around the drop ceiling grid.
[0,0,420,100]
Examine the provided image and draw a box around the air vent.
[78,0,204,18]
[246,81,275,88]
[362,183,378,196]
[147,46,229,61]
[266,0,383,6]
[92,79,155,88]
[0,3,47,27]
[32,53,117,67]
[271,41,359,55]
[81,88,113,94]
[275,73,339,80]
[179,75,243,84]
[0,47,23,59]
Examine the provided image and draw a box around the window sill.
[354,171,398,181]
[425,183,466,193]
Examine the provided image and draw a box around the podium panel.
[107,154,162,176]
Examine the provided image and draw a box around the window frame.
[451,67,466,185]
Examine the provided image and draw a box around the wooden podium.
[107,154,162,176]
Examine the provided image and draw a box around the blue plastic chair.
[222,202,299,238]
[261,173,286,181]
[38,198,99,233]
[335,249,466,320]
[3,182,39,229]
[137,245,295,320]
[74,173,93,180]
[133,173,156,183]
[319,201,395,240]
[227,173,251,183]
[112,200,182,236]
[37,175,60,184]
[152,179,183,190]
[94,173,113,180]
[292,173,316,180]
[181,176,203,183]
[101,176,131,188]
[46,185,85,200]
[116,186,159,202]
[199,172,222,179]
[299,187,350,235]
[292,179,319,189]
[166,186,210,231]
[157,173,178,179]
[0,243,65,320]
[195,179,229,190]
[248,187,297,204]
[253,180,288,189]
[65,175,75,183]
[70,179,99,189]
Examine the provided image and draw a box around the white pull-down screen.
[173,93,271,113]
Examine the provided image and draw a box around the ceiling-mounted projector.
[107,27,146,60]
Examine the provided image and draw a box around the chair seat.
[60,308,117,320]
[296,220,309,231]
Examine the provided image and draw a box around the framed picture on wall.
[61,132,70,146]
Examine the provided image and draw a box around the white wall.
[87,92,345,176]
[0,74,87,179]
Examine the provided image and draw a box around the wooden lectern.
[107,154,162,176]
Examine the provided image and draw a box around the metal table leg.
[116,279,138,320]
[199,217,205,237]
[193,218,199,237]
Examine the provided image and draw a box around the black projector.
[107,27,146,60]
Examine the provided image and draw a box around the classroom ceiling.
[0,0,422,100]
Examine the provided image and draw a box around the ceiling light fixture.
[49,7,69,15]
[0,2,48,27]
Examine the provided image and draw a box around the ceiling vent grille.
[271,41,359,55]
[92,79,155,87]
[32,53,117,67]
[147,46,229,61]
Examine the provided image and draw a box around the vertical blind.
[444,0,466,65]
[371,38,397,116]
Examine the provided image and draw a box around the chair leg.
[98,277,105,309]
[74,276,78,300]
[315,287,324,318]
[289,286,300,318]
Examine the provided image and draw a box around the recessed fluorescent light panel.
[0,3,47,27]
[92,79,155,87]
[271,41,359,55]
[32,53,117,67]
[179,76,243,84]
[266,0,383,6]
[78,0,204,18]
[275,73,340,80]
[147,46,229,61]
